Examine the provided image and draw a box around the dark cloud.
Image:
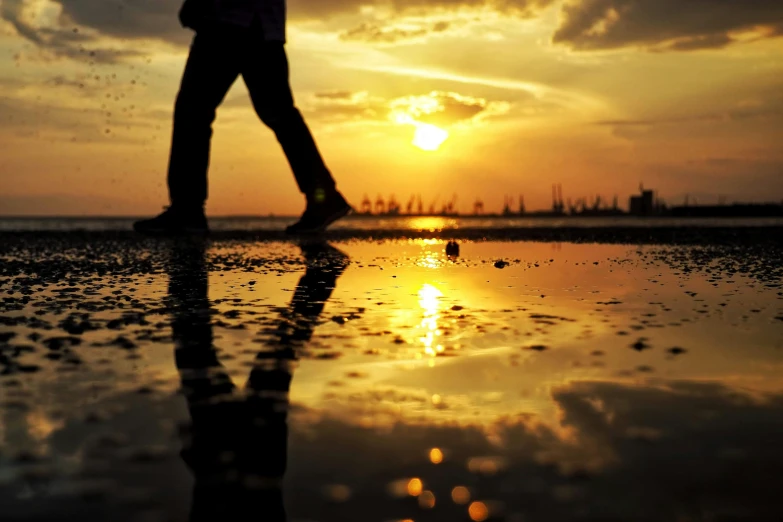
[2,0,555,60]
[421,91,488,125]
[1,0,157,63]
[56,0,186,43]
[339,22,434,44]
[339,20,454,44]
[553,0,783,51]
[664,32,733,51]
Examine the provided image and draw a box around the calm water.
[2,215,783,231]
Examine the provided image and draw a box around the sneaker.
[133,206,208,235]
[285,191,351,235]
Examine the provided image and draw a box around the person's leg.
[167,26,242,209]
[239,39,336,200]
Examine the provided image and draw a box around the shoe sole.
[285,205,352,235]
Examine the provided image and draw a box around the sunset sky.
[0,0,781,216]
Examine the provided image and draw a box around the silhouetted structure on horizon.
[628,184,666,216]
[349,184,782,219]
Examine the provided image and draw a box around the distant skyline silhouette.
[1,185,781,217]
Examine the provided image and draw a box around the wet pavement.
[1,233,782,521]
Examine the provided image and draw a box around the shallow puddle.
[1,238,782,521]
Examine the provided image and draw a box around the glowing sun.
[412,123,449,151]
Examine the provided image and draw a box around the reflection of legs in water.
[167,239,262,521]
[166,240,349,521]
[247,242,349,391]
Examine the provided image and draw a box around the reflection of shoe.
[133,206,208,235]
[285,191,351,235]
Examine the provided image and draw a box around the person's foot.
[133,206,208,235]
[285,191,351,235]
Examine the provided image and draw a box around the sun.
[412,123,449,151]
[391,109,449,151]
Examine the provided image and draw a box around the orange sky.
[0,0,782,216]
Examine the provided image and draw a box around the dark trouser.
[167,21,335,208]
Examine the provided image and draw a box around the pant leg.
[167,26,242,208]
[239,35,336,199]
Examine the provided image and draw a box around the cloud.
[225,89,511,127]
[553,0,783,51]
[288,0,557,20]
[1,0,555,55]
[55,0,186,43]
[389,90,509,126]
[222,89,388,122]
[321,90,510,127]
[313,91,357,100]
[333,0,559,44]
[0,0,203,64]
[2,0,557,59]
[307,90,391,122]
[339,20,452,44]
[357,65,605,114]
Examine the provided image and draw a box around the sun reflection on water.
[416,252,444,269]
[407,217,457,231]
[418,284,444,357]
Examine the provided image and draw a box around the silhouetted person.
[166,239,349,520]
[134,1,351,236]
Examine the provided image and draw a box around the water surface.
[1,237,781,521]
